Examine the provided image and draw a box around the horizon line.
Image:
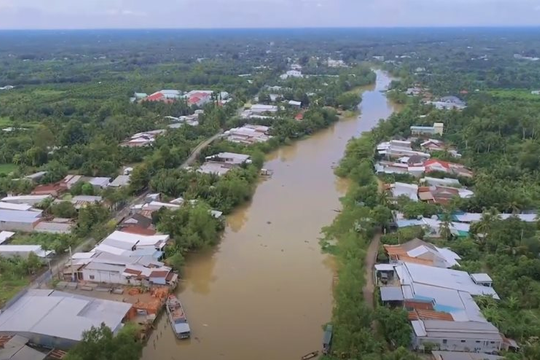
[1,25,540,31]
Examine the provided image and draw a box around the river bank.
[141,70,399,360]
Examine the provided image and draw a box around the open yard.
[0,163,16,175]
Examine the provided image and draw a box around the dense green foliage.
[64,323,143,360]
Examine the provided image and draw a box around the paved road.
[34,131,223,287]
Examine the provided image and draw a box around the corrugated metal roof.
[0,209,41,223]
[0,290,131,342]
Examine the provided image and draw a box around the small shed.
[380,286,404,307]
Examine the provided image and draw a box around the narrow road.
[362,232,381,308]
[362,179,385,308]
[181,131,223,169]
[31,131,224,289]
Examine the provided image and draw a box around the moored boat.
[301,351,319,360]
[166,295,191,339]
[322,324,333,354]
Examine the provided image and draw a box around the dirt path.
[362,232,381,308]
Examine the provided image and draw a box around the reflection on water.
[142,70,399,360]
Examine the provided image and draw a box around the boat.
[322,324,333,354]
[301,351,319,360]
[260,168,274,177]
[166,295,191,339]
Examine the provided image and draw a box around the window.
[89,275,95,280]
[476,341,481,343]
[461,340,466,343]
[490,341,496,344]
[442,339,447,344]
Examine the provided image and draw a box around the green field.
[0,163,16,175]
[0,117,12,127]
[31,89,65,97]
[489,89,540,101]
[0,276,27,307]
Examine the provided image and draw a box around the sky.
[1,0,540,29]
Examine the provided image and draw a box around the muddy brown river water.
[142,70,399,360]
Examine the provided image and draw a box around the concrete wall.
[0,221,36,232]
[414,336,501,353]
[82,269,126,285]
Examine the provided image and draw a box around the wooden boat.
[301,351,319,360]
[166,295,191,339]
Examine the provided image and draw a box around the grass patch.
[0,276,28,307]
[32,89,65,97]
[0,117,12,127]
[488,89,540,101]
[0,163,16,175]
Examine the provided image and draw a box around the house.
[424,159,473,178]
[421,177,461,187]
[427,97,467,110]
[0,245,53,259]
[33,218,73,234]
[119,213,156,235]
[0,209,42,232]
[134,92,148,100]
[74,252,176,286]
[421,139,463,158]
[411,123,444,136]
[249,104,279,114]
[390,182,419,202]
[144,90,181,103]
[431,351,503,360]
[452,212,537,224]
[531,90,540,95]
[412,320,502,353]
[384,238,461,268]
[109,175,130,188]
[396,216,471,238]
[184,90,214,107]
[0,202,34,212]
[62,175,83,189]
[418,186,473,205]
[224,125,271,145]
[377,140,431,159]
[131,200,181,213]
[22,172,47,183]
[1,195,51,206]
[327,59,347,68]
[280,70,303,79]
[406,87,423,96]
[199,152,251,176]
[0,289,132,349]
[0,335,48,360]
[70,195,103,209]
[375,161,426,178]
[121,130,165,147]
[376,262,499,318]
[288,100,302,108]
[85,177,111,189]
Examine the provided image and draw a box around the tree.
[64,323,142,360]
[375,307,412,349]
[61,120,87,146]
[81,183,95,195]
[51,201,77,218]
[129,164,150,194]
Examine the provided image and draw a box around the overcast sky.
[1,0,540,29]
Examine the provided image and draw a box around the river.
[142,70,400,360]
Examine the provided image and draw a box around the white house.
[0,245,53,259]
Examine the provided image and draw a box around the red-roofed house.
[424,159,473,178]
[146,92,165,102]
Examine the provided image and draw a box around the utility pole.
[69,246,75,282]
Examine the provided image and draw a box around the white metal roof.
[0,202,33,211]
[109,175,130,187]
[0,231,15,245]
[471,273,492,283]
[374,264,395,271]
[0,209,41,223]
[0,290,131,342]
[0,245,52,258]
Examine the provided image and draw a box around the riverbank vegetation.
[322,124,420,359]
